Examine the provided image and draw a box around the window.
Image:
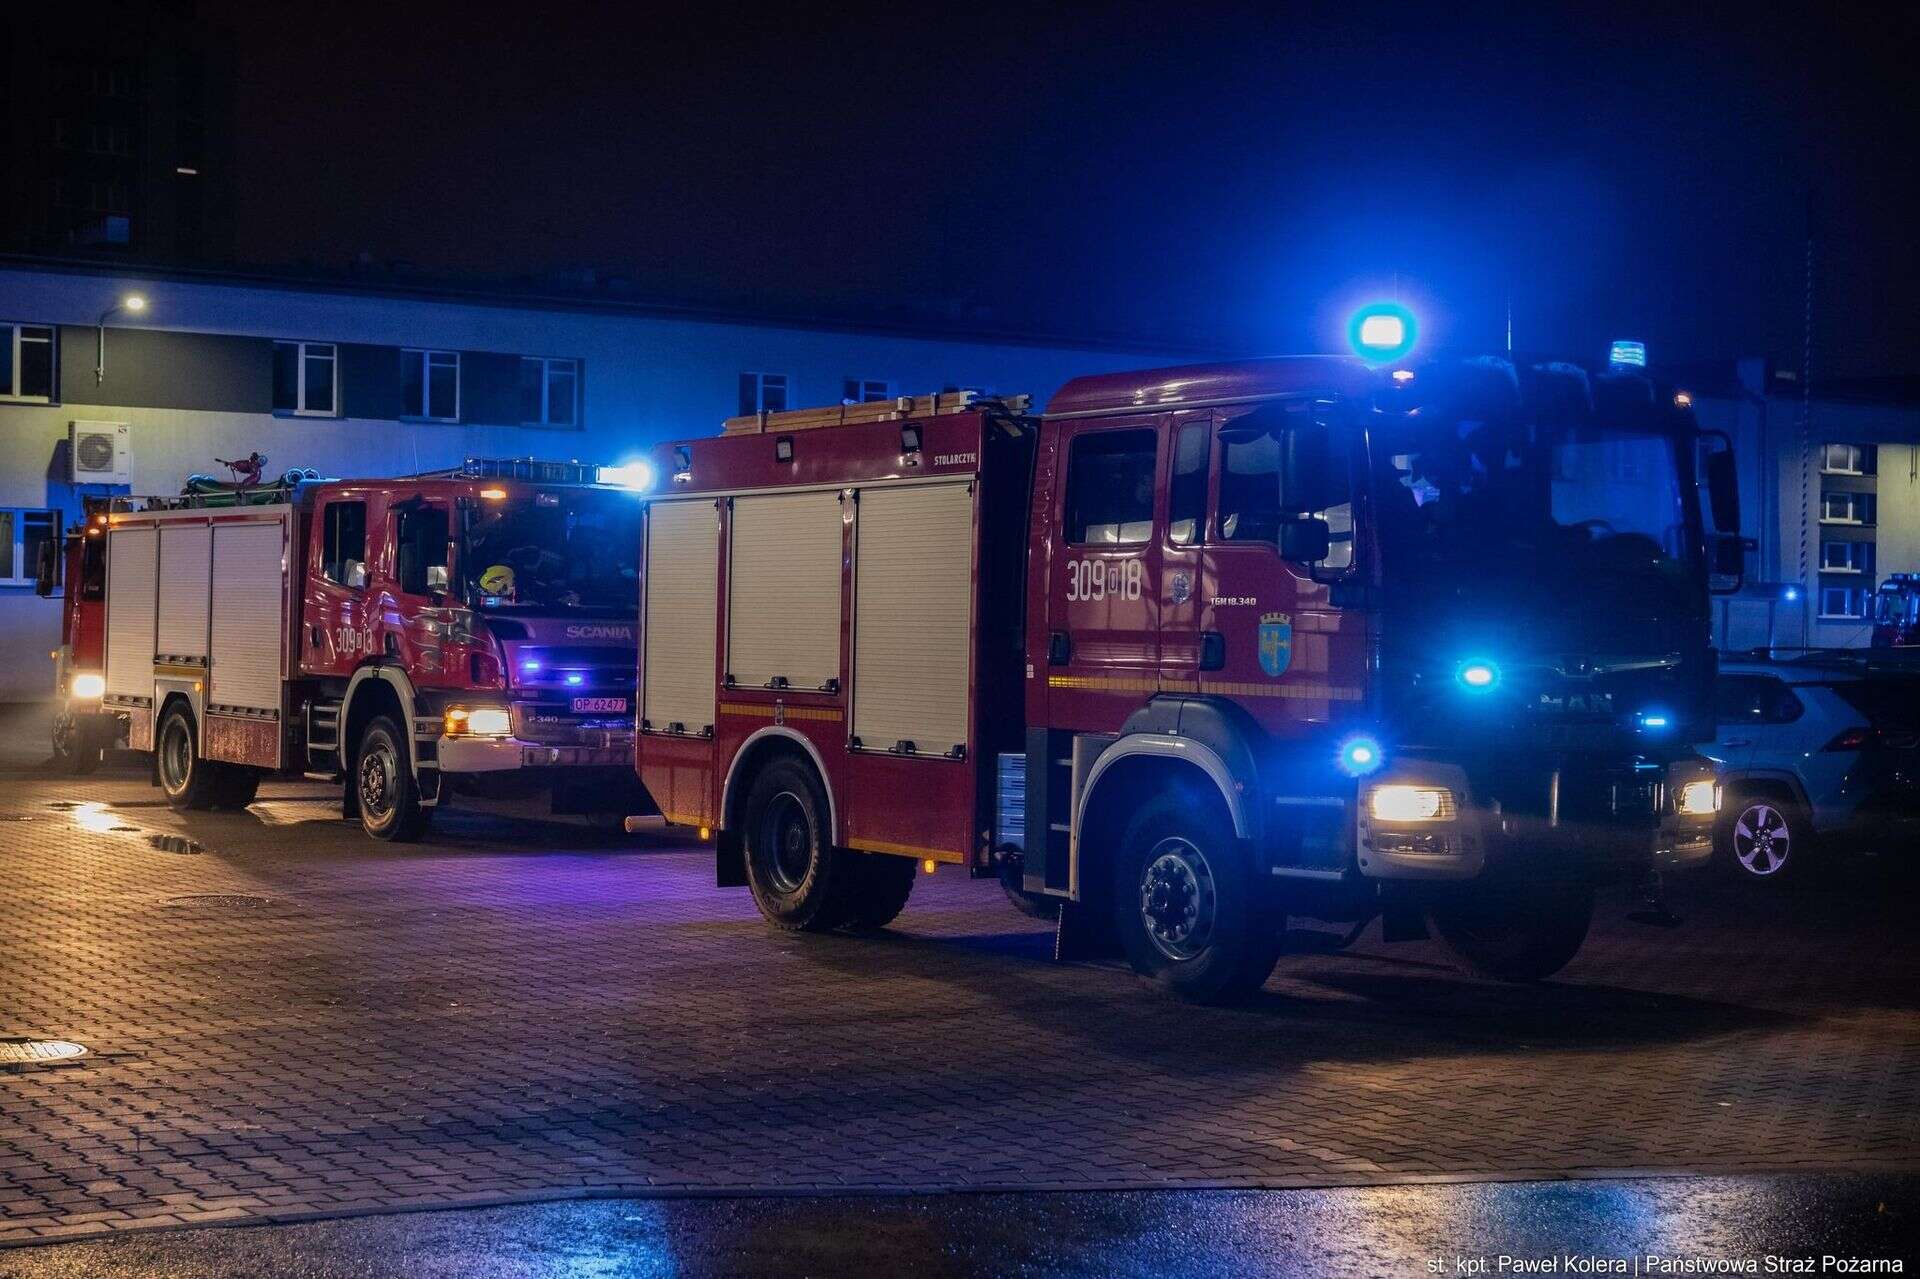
[394,504,450,596]
[2,324,57,401]
[843,378,892,404]
[1063,428,1157,545]
[738,372,789,417]
[273,341,337,416]
[1714,675,1803,725]
[1219,428,1285,543]
[1168,421,1209,545]
[1821,443,1875,475]
[1820,540,1875,574]
[1820,586,1869,619]
[320,502,367,586]
[402,349,459,422]
[1820,491,1875,525]
[520,356,579,426]
[0,509,61,586]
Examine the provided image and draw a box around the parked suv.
[1705,652,1920,880]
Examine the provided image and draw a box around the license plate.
[571,697,627,714]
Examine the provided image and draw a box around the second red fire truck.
[633,357,1742,1001]
[87,460,644,838]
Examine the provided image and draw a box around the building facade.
[1686,359,1920,650]
[0,259,1189,698]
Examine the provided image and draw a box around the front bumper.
[1356,757,1717,882]
[437,732,634,773]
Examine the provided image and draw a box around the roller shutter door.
[728,490,843,691]
[852,481,974,756]
[642,499,719,733]
[104,527,158,700]
[155,523,212,661]
[208,520,287,713]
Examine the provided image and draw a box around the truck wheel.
[1718,793,1806,883]
[842,852,918,931]
[156,704,220,811]
[1428,883,1594,982]
[215,768,260,810]
[1111,792,1279,1004]
[355,715,429,842]
[741,755,854,931]
[51,710,102,775]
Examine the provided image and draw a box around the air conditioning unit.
[70,421,132,485]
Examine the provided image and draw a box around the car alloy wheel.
[1731,801,1792,877]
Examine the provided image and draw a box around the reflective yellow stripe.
[1047,674,1362,702]
[718,702,844,721]
[847,837,963,863]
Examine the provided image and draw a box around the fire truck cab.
[34,499,113,772]
[635,358,1737,1002]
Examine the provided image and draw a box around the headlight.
[70,673,105,700]
[445,705,512,737]
[1675,778,1719,816]
[1368,784,1456,823]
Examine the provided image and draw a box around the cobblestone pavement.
[1,770,1916,1246]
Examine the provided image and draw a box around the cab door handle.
[1198,631,1226,671]
[1047,631,1071,665]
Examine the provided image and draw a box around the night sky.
[199,1,1915,377]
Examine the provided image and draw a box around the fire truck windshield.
[1371,418,1697,586]
[461,490,641,611]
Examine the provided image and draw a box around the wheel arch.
[720,727,840,842]
[1721,769,1810,813]
[342,664,419,772]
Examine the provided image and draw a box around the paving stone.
[1,775,1916,1248]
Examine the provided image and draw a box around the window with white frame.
[1820,540,1876,574]
[1819,586,1870,619]
[843,378,892,404]
[2,323,57,402]
[1821,443,1875,475]
[402,349,460,422]
[1820,490,1876,525]
[519,357,579,427]
[273,341,338,416]
[0,509,61,586]
[738,372,789,417]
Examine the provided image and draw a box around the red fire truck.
[92,459,645,838]
[633,358,1741,1001]
[35,498,113,772]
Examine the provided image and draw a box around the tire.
[740,755,855,931]
[1110,791,1279,1004]
[215,768,261,810]
[156,703,222,811]
[1428,882,1594,981]
[354,715,429,842]
[1717,792,1807,882]
[842,852,918,931]
[51,710,102,775]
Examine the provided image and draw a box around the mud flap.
[716,830,746,888]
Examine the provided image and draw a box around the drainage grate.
[0,1039,88,1067]
[147,834,205,854]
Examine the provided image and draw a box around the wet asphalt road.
[3,1176,1915,1278]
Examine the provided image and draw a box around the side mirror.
[1705,449,1741,532]
[33,541,60,598]
[1280,517,1332,564]
[345,560,368,590]
[1280,423,1332,513]
[1707,532,1749,595]
[426,564,449,593]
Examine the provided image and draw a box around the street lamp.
[95,293,148,386]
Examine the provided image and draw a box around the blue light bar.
[1337,735,1385,777]
[1348,303,1418,363]
[1608,340,1647,370]
[1456,659,1500,692]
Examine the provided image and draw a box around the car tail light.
[1823,726,1875,751]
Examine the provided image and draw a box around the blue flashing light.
[1608,340,1647,370]
[520,659,543,674]
[1782,586,1801,602]
[564,672,585,687]
[1347,303,1417,363]
[1457,660,1500,692]
[1637,709,1674,732]
[598,459,656,491]
[1337,735,1385,777]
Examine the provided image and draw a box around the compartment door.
[104,526,158,702]
[852,480,975,756]
[155,522,212,663]
[727,490,845,692]
[642,498,720,735]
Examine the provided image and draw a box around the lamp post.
[95,293,147,386]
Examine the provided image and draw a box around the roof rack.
[403,457,606,485]
[721,390,1031,436]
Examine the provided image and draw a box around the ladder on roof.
[721,390,1031,436]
